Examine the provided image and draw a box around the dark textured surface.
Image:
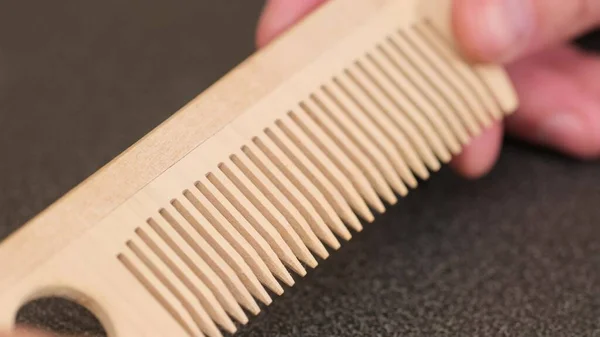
[234,145,600,337]
[1,1,599,336]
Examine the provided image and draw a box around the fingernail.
[537,112,585,147]
[482,0,535,61]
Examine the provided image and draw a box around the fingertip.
[451,0,496,62]
[450,122,504,179]
[452,0,535,64]
[255,0,327,48]
[254,1,272,48]
[537,111,600,160]
[510,109,600,160]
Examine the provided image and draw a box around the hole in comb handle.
[15,295,108,337]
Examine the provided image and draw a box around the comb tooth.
[375,39,462,157]
[286,109,388,211]
[263,126,368,228]
[293,104,397,206]
[118,253,202,337]
[182,188,284,294]
[194,180,295,287]
[324,76,423,185]
[134,227,236,333]
[228,153,332,258]
[275,116,380,217]
[349,58,442,173]
[253,135,361,235]
[299,101,399,204]
[394,29,483,138]
[144,217,247,325]
[383,34,469,150]
[322,81,420,188]
[309,92,409,197]
[352,54,447,170]
[126,239,223,337]
[417,21,505,121]
[204,173,308,275]
[158,208,260,315]
[242,143,348,244]
[216,163,319,268]
[338,68,434,181]
[170,198,272,306]
[406,25,493,129]
[234,148,341,251]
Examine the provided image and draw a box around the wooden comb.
[0,0,519,336]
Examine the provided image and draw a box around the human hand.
[255,0,600,179]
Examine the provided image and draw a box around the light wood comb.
[0,0,519,336]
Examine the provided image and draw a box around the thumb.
[453,0,600,63]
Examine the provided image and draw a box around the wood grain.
[0,0,518,336]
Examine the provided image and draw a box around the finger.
[504,44,600,159]
[255,0,327,48]
[453,0,600,63]
[540,45,600,98]
[450,121,504,179]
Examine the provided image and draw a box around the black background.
[1,1,599,336]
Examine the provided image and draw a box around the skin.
[2,0,599,336]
